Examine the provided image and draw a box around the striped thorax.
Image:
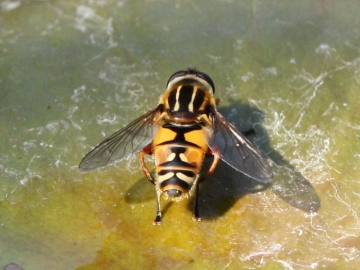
[158,71,217,124]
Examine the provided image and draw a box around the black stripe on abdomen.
[159,172,193,191]
[159,125,202,148]
[159,147,196,168]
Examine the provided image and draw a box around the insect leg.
[153,189,162,225]
[139,144,163,225]
[198,154,220,183]
[193,153,221,221]
[193,181,201,221]
[139,144,155,184]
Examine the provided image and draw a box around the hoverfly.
[79,69,272,224]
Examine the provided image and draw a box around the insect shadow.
[125,99,321,219]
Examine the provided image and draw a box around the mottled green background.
[1,0,359,269]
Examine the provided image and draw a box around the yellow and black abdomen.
[152,124,208,200]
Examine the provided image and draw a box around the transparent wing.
[208,111,273,183]
[79,107,160,173]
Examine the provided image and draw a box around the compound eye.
[166,69,215,93]
[166,70,187,86]
[195,71,215,93]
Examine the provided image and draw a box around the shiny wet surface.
[0,1,359,269]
